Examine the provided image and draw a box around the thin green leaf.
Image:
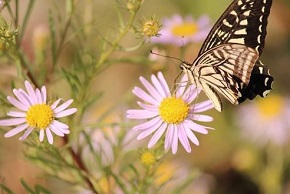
[20,179,35,194]
[0,184,15,194]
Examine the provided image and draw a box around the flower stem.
[63,135,99,194]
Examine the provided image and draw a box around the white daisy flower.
[127,72,214,154]
[0,80,77,144]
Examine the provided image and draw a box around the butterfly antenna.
[150,50,184,63]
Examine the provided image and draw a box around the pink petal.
[51,99,62,109]
[7,96,28,111]
[54,108,77,118]
[41,86,47,104]
[137,122,165,140]
[52,120,69,129]
[0,118,26,126]
[157,72,170,97]
[18,89,34,105]
[140,76,162,101]
[171,125,179,154]
[185,128,199,145]
[133,87,159,105]
[137,101,158,111]
[25,81,38,104]
[53,99,73,113]
[165,124,174,150]
[49,124,64,136]
[127,109,159,119]
[192,100,214,113]
[4,123,29,137]
[19,127,33,141]
[148,123,167,148]
[7,111,26,117]
[151,73,167,98]
[184,119,211,134]
[46,128,53,144]
[178,124,191,153]
[13,89,30,107]
[133,116,162,131]
[190,114,213,122]
[39,129,45,142]
[51,121,70,134]
[36,89,42,104]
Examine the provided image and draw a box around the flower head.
[151,14,211,46]
[127,72,214,154]
[0,81,77,144]
[237,94,290,146]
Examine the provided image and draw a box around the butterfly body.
[180,0,273,111]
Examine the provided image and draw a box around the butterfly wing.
[191,43,259,111]
[183,0,273,110]
[198,0,272,55]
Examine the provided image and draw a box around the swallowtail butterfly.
[180,0,274,112]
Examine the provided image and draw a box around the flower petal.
[7,96,28,111]
[137,101,158,112]
[148,123,167,148]
[52,120,69,129]
[189,114,214,122]
[0,118,26,126]
[133,116,162,131]
[39,129,45,142]
[192,100,214,113]
[7,111,26,117]
[178,124,191,153]
[4,123,29,137]
[25,81,38,104]
[49,124,64,137]
[46,128,54,144]
[54,108,77,118]
[127,109,159,119]
[140,76,163,101]
[13,89,30,107]
[171,125,179,154]
[51,99,62,109]
[19,127,33,141]
[184,119,211,134]
[51,121,70,134]
[41,86,47,104]
[133,87,159,105]
[157,72,170,97]
[35,88,42,104]
[53,99,73,113]
[165,124,174,150]
[137,122,165,140]
[185,127,199,145]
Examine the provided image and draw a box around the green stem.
[95,7,139,68]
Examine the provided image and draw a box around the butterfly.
[180,0,274,112]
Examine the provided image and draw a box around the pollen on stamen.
[26,104,54,129]
[159,97,189,124]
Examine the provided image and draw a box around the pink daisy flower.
[0,80,77,144]
[127,72,214,154]
[237,94,290,146]
[151,14,211,46]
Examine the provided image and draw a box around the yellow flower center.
[26,104,54,129]
[171,22,198,36]
[159,97,189,124]
[143,20,160,37]
[140,151,156,167]
[256,95,284,119]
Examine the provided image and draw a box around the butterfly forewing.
[198,0,272,55]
